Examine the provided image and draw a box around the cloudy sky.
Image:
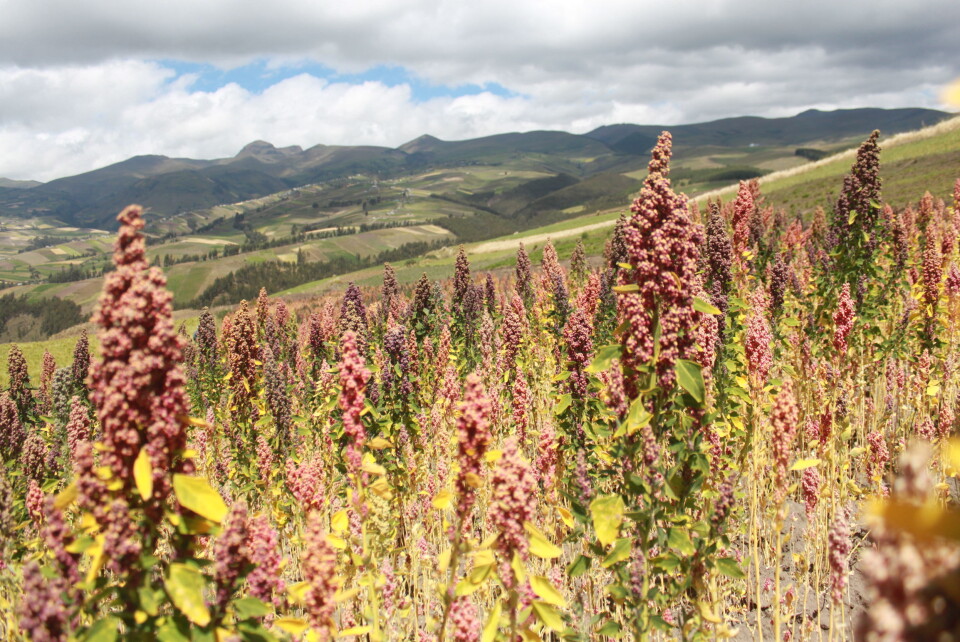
[1,0,958,182]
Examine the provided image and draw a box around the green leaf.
[668,528,696,556]
[173,475,228,523]
[233,596,271,620]
[532,601,565,632]
[586,344,622,374]
[137,585,163,616]
[675,359,705,405]
[652,553,680,571]
[782,317,801,327]
[83,616,121,642]
[553,394,572,416]
[236,621,280,642]
[693,297,722,316]
[166,562,210,627]
[156,619,191,642]
[715,557,746,579]
[596,620,623,638]
[567,554,591,578]
[602,538,632,568]
[625,397,652,434]
[590,494,625,547]
[649,615,673,631]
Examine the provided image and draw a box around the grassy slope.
[698,116,960,215]
[0,310,203,389]
[3,223,453,310]
[6,115,958,374]
[280,116,960,298]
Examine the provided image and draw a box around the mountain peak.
[0,177,42,189]
[239,140,275,153]
[236,140,304,160]
[398,134,444,154]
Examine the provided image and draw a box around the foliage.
[2,131,960,642]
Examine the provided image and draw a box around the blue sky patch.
[158,59,518,102]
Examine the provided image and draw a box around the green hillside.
[700,115,960,214]
[3,109,957,339]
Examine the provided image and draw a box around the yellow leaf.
[482,601,502,642]
[485,450,502,463]
[54,482,77,511]
[134,448,153,502]
[326,534,347,549]
[432,491,452,510]
[438,548,452,572]
[334,587,358,604]
[464,472,483,488]
[166,563,211,627]
[274,617,310,635]
[590,494,625,547]
[524,522,562,559]
[331,510,349,533]
[79,512,98,531]
[287,581,310,603]
[530,575,567,607]
[789,458,821,471]
[472,549,495,566]
[369,477,393,499]
[531,601,564,632]
[868,497,960,541]
[510,551,526,584]
[185,416,210,428]
[173,474,227,523]
[557,506,574,528]
[699,601,722,624]
[456,564,493,596]
[85,535,106,584]
[340,626,372,636]
[945,438,960,476]
[368,437,392,450]
[362,460,387,476]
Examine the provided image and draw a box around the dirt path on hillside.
[469,218,617,255]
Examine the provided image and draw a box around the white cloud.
[0,1,956,180]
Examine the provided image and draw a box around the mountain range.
[0,107,951,229]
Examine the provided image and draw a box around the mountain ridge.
[1,106,951,229]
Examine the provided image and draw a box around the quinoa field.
[2,130,960,641]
